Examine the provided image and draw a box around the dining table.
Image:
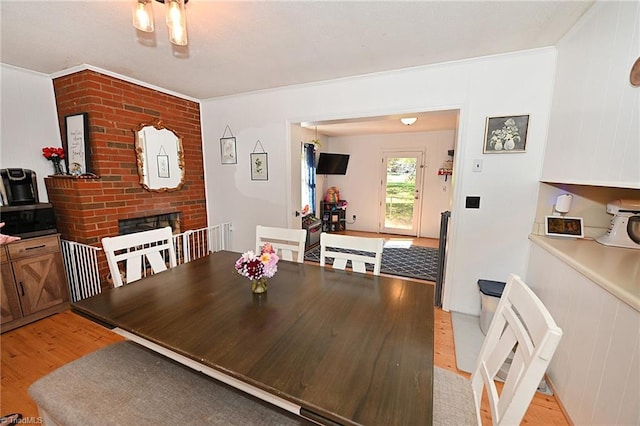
[72,250,434,425]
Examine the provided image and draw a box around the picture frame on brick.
[64,112,91,175]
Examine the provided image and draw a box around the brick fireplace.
[45,70,207,287]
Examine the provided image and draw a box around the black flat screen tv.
[316,153,350,175]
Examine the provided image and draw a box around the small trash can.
[478,279,506,335]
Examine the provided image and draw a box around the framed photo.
[220,137,237,164]
[483,115,529,153]
[545,216,584,238]
[250,152,268,181]
[157,155,170,178]
[64,113,91,175]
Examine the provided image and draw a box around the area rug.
[450,311,552,395]
[304,244,439,281]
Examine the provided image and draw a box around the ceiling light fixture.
[133,0,189,46]
[400,117,418,126]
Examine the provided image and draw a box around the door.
[289,123,303,229]
[379,151,424,236]
[13,253,67,316]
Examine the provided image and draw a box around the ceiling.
[1,0,594,136]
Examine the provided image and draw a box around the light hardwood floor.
[1,232,568,424]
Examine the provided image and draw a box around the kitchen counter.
[529,234,640,311]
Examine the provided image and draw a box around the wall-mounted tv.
[316,153,350,175]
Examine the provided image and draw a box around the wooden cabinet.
[0,234,69,333]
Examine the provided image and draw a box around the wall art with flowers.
[483,115,529,154]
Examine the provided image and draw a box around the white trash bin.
[478,279,506,335]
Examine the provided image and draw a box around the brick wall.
[46,70,206,286]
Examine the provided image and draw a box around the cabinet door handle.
[19,282,25,296]
[25,244,46,250]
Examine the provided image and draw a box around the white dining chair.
[255,225,307,263]
[319,232,384,275]
[102,226,177,287]
[433,273,563,426]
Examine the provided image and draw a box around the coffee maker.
[0,168,57,238]
[0,168,39,206]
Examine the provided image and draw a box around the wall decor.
[251,140,268,181]
[157,145,170,178]
[134,120,185,192]
[483,115,529,153]
[220,125,237,164]
[64,113,91,175]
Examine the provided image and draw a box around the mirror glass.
[134,121,185,192]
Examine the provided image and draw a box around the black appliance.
[0,168,39,205]
[0,168,57,239]
[316,153,350,175]
[0,203,57,239]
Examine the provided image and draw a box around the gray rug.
[304,244,439,281]
[450,311,552,395]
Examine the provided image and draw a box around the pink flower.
[235,245,279,281]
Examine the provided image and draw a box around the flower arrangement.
[488,118,521,151]
[42,146,66,174]
[235,243,279,293]
[42,146,65,161]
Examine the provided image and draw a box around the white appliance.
[595,199,640,250]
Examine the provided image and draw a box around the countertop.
[529,235,640,312]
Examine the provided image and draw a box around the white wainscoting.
[527,243,639,425]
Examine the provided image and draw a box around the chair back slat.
[470,273,563,425]
[319,233,383,275]
[102,226,177,287]
[255,225,307,263]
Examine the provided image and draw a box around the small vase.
[251,278,268,294]
[51,158,64,175]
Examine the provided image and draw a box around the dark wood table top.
[73,250,434,425]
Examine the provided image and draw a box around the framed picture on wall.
[64,113,91,175]
[220,137,237,164]
[250,152,268,180]
[483,114,529,153]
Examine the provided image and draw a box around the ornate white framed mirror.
[134,121,185,192]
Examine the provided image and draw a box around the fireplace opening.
[118,212,182,236]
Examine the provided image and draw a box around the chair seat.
[433,367,477,426]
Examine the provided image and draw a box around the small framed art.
[545,216,584,238]
[251,152,268,180]
[64,112,91,175]
[483,115,529,153]
[220,137,237,164]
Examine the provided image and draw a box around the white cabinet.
[527,243,639,425]
[541,1,640,188]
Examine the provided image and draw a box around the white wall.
[0,64,63,203]
[324,130,455,238]
[201,48,557,315]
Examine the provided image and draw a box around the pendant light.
[132,0,189,46]
[133,0,155,33]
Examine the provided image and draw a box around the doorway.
[379,151,424,236]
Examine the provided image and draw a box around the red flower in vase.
[42,146,65,160]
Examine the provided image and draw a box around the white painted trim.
[113,328,303,417]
